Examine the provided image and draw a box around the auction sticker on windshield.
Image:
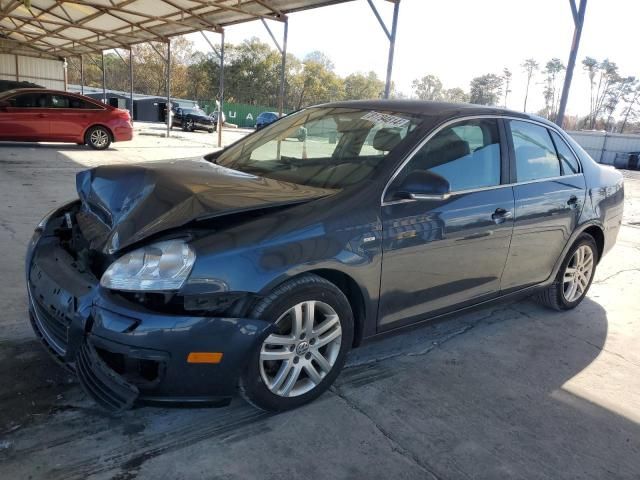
[361,111,410,127]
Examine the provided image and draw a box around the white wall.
[0,52,65,90]
[568,131,640,165]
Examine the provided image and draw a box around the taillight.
[115,108,130,120]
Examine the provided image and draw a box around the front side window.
[550,130,580,175]
[216,107,423,189]
[395,118,502,192]
[510,120,560,182]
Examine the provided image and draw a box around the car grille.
[30,292,71,356]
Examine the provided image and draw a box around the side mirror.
[394,170,451,201]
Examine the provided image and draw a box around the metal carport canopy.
[0,0,355,57]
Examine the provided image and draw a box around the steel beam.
[556,0,587,127]
[129,48,134,123]
[101,50,106,103]
[367,0,400,99]
[279,19,288,116]
[166,39,171,138]
[261,17,289,116]
[217,29,225,148]
[384,1,400,99]
[80,55,84,95]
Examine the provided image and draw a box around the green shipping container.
[201,102,287,129]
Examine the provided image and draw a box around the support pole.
[556,0,587,127]
[261,17,288,116]
[101,51,106,103]
[367,0,400,99]
[278,19,288,116]
[129,48,134,123]
[384,1,400,99]
[166,40,171,138]
[217,29,225,148]
[63,59,68,91]
[80,55,84,95]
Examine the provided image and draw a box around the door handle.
[567,195,579,208]
[491,208,513,224]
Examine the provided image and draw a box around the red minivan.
[0,88,133,150]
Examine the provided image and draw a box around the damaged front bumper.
[26,229,273,411]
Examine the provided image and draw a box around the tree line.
[412,57,640,133]
[67,36,640,133]
[67,36,385,112]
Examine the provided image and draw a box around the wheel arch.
[260,269,367,348]
[545,220,605,288]
[582,225,605,262]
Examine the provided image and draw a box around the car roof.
[1,87,106,104]
[312,99,551,127]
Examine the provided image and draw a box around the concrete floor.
[0,131,638,479]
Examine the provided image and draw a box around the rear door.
[49,94,102,140]
[500,119,586,291]
[379,118,515,329]
[0,92,50,140]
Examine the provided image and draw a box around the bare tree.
[582,56,598,127]
[502,67,512,107]
[619,80,640,133]
[521,58,539,112]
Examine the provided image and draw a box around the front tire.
[240,274,353,412]
[85,126,111,150]
[535,233,598,310]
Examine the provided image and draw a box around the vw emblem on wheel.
[296,341,310,356]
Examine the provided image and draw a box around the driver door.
[379,118,515,329]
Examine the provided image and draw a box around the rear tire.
[85,126,111,150]
[535,233,598,311]
[239,274,353,412]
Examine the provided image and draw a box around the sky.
[186,0,640,117]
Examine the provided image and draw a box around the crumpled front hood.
[75,159,334,253]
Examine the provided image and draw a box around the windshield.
[216,107,423,189]
[183,108,203,115]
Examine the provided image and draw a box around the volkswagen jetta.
[26,101,624,412]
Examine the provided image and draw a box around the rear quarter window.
[550,130,581,175]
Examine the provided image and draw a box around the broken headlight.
[100,240,196,291]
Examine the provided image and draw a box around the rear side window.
[8,93,47,108]
[402,118,502,192]
[50,94,99,109]
[510,120,560,182]
[50,94,70,108]
[550,130,580,175]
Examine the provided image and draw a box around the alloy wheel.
[259,300,342,397]
[90,129,109,148]
[563,245,595,302]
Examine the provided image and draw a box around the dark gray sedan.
[26,101,623,412]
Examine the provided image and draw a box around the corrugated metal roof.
[0,0,354,58]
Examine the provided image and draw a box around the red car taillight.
[114,108,131,120]
[114,108,132,125]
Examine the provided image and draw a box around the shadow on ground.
[0,296,638,479]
